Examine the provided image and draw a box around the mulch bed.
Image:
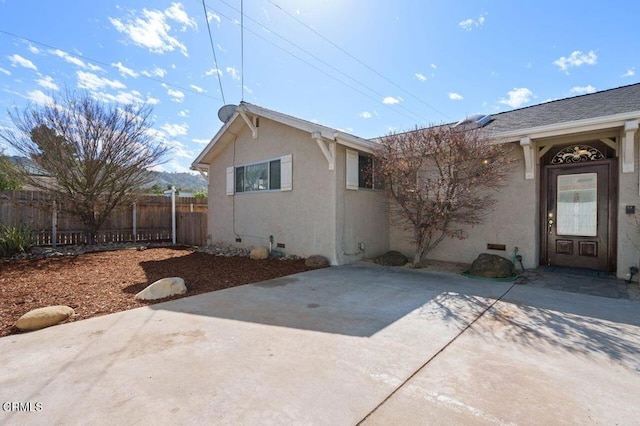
[0,247,311,337]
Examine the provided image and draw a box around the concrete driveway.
[1,264,639,425]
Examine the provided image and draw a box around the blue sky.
[1,0,639,173]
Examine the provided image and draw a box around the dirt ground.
[0,247,311,337]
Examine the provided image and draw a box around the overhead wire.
[201,0,226,104]
[267,0,451,121]
[0,29,223,103]
[201,0,427,123]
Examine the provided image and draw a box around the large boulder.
[135,277,187,301]
[305,255,330,269]
[374,250,409,266]
[469,253,515,278]
[16,305,74,331]
[249,247,269,260]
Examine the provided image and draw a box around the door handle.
[548,219,554,234]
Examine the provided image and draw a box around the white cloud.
[109,4,194,57]
[553,50,597,73]
[449,92,463,101]
[161,122,188,137]
[207,12,221,25]
[623,67,635,77]
[91,89,157,105]
[415,73,427,82]
[8,54,37,70]
[49,49,102,71]
[430,64,437,69]
[26,90,53,105]
[0,67,11,75]
[459,13,486,30]
[499,87,533,108]
[382,96,402,105]
[190,84,205,93]
[226,67,240,80]
[77,71,126,91]
[243,85,253,94]
[165,3,197,30]
[167,88,185,102]
[112,62,139,78]
[35,75,59,91]
[192,138,210,144]
[570,85,596,95]
[141,67,167,78]
[206,67,222,76]
[178,109,189,117]
[359,111,372,119]
[28,45,40,54]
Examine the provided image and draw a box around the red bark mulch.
[0,247,311,337]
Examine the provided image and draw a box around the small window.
[234,158,282,193]
[358,154,383,189]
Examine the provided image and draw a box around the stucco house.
[192,83,640,278]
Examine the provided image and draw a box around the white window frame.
[227,154,292,195]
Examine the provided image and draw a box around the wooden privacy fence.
[0,191,208,246]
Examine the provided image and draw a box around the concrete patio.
[1,264,639,425]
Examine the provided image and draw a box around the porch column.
[623,120,638,173]
[520,137,535,180]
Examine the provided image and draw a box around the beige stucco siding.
[389,143,539,268]
[207,118,337,262]
[617,130,640,279]
[334,145,389,264]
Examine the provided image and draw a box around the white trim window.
[346,149,382,190]
[227,155,292,194]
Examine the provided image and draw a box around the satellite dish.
[218,104,237,123]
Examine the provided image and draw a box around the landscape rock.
[305,255,330,269]
[249,247,269,260]
[374,250,409,266]
[16,305,74,331]
[135,277,187,301]
[469,253,515,278]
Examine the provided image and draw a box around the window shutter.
[280,154,292,191]
[346,149,359,190]
[226,167,234,195]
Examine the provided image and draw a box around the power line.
[0,29,223,103]
[201,0,226,104]
[203,0,427,123]
[267,0,451,121]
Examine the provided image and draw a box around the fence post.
[132,202,137,243]
[171,186,176,245]
[52,200,57,248]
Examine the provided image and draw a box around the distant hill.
[7,156,207,192]
[145,171,207,192]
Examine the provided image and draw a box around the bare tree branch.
[375,125,514,264]
[0,90,170,244]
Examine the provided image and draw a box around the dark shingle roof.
[484,82,640,134]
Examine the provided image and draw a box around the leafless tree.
[0,91,169,244]
[374,125,513,264]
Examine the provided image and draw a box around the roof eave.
[492,110,640,142]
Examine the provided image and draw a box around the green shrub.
[0,225,33,257]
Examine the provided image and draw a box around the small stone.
[469,253,515,278]
[374,250,409,266]
[250,247,269,260]
[135,277,187,300]
[16,306,74,331]
[305,255,330,269]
